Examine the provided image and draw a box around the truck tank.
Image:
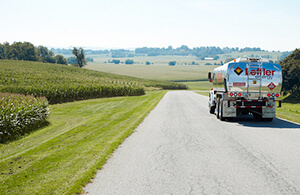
[212,58,282,99]
[208,57,282,121]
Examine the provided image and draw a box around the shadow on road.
[226,116,300,129]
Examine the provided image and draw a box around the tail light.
[275,93,280,97]
[230,92,233,96]
[238,93,242,96]
[267,93,271,97]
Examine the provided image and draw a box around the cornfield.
[0,93,49,142]
[0,60,146,104]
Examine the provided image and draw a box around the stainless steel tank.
[212,58,282,98]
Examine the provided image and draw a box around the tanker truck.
[208,57,282,121]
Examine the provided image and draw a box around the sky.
[1,0,299,51]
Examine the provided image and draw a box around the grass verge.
[0,91,166,195]
[177,80,212,91]
[277,94,300,124]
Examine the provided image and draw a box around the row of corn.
[0,93,49,143]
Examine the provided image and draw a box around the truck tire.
[209,106,215,114]
[264,118,273,122]
[253,113,262,120]
[220,100,225,121]
[216,98,220,119]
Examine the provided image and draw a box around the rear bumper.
[227,99,281,108]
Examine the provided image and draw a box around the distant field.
[85,51,284,90]
[86,63,216,82]
[85,55,217,90]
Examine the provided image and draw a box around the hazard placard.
[268,82,276,90]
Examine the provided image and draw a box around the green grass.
[0,91,166,195]
[177,81,212,91]
[197,91,210,96]
[277,103,300,124]
[277,94,300,124]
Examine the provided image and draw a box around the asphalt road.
[84,91,300,195]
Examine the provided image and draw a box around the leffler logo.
[234,67,243,76]
[246,68,275,76]
[268,82,276,90]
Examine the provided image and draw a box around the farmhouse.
[205,57,214,60]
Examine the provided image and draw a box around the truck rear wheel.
[209,106,215,114]
[264,118,273,122]
[216,98,220,119]
[220,100,225,121]
[253,113,262,120]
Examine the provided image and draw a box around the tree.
[112,59,120,64]
[37,46,56,63]
[280,49,300,97]
[72,47,87,68]
[54,55,68,65]
[213,56,220,60]
[167,46,173,50]
[168,61,176,66]
[7,42,23,60]
[0,43,5,59]
[2,42,11,59]
[86,57,94,62]
[145,61,151,65]
[22,42,37,61]
[125,59,134,64]
[67,57,78,64]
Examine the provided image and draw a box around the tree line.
[135,46,264,59]
[50,48,109,55]
[50,45,291,61]
[52,48,134,58]
[0,42,68,65]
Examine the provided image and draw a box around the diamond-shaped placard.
[234,67,243,76]
[268,82,276,91]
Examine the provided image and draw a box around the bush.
[125,59,134,64]
[0,93,49,143]
[169,61,176,66]
[111,59,120,64]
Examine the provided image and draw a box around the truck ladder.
[246,58,263,99]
